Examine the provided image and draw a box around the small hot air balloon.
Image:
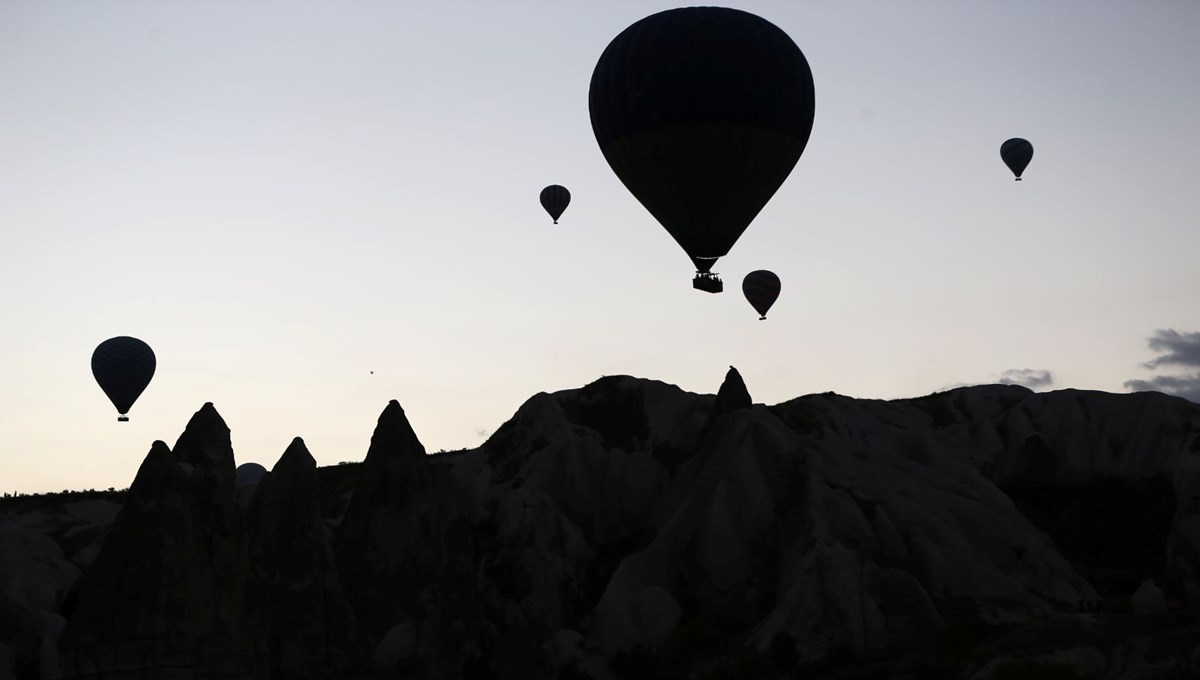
[235,462,267,508]
[589,7,815,293]
[742,270,781,320]
[1000,138,1033,181]
[91,336,156,421]
[540,185,571,224]
[235,462,267,487]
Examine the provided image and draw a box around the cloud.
[1124,375,1200,403]
[998,369,1055,389]
[1141,329,1200,369]
[1125,329,1200,403]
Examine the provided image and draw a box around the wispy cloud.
[998,369,1054,389]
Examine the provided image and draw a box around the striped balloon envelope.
[540,185,571,223]
[742,270,781,320]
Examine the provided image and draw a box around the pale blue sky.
[2,1,1198,493]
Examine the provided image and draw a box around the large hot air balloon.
[1000,138,1033,181]
[540,185,571,224]
[742,270,781,320]
[589,7,815,294]
[91,336,156,421]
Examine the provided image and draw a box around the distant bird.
[91,336,156,422]
[1001,138,1034,181]
[370,371,374,375]
[539,185,570,224]
[589,7,815,292]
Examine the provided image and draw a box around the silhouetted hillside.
[2,371,1199,679]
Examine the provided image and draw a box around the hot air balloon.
[1000,138,1033,181]
[540,185,571,224]
[742,270,781,320]
[235,462,267,487]
[589,7,815,294]
[91,336,155,421]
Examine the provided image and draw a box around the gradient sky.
[3,0,1199,494]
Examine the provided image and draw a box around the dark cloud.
[1124,375,1200,403]
[1126,330,1200,403]
[998,369,1055,389]
[1142,329,1200,369]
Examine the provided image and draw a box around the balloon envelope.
[1000,138,1034,180]
[589,7,815,274]
[235,462,268,487]
[91,336,155,420]
[540,185,570,223]
[742,270,781,319]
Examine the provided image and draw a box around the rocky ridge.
[0,370,1197,679]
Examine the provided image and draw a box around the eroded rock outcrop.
[0,369,1195,679]
[57,404,253,679]
[335,400,469,677]
[245,437,360,678]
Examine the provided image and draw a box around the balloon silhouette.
[1001,138,1034,181]
[540,185,571,224]
[589,7,815,293]
[742,270,782,320]
[91,336,156,421]
[235,462,267,487]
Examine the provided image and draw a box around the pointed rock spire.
[336,401,448,649]
[59,424,253,678]
[702,366,752,433]
[123,440,175,504]
[275,436,314,475]
[170,402,238,527]
[716,366,752,411]
[246,436,360,676]
[173,402,235,474]
[364,400,427,466]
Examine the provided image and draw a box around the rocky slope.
[1,369,1198,679]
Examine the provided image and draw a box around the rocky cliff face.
[2,371,1198,679]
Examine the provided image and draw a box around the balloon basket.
[117,416,129,422]
[693,274,723,293]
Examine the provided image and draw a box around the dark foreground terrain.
[2,368,1199,679]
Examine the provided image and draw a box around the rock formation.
[57,404,253,679]
[0,370,1197,678]
[245,437,359,678]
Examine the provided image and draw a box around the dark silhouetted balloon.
[742,270,781,320]
[1001,138,1033,181]
[235,462,267,487]
[540,185,571,223]
[91,336,155,422]
[589,7,815,286]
